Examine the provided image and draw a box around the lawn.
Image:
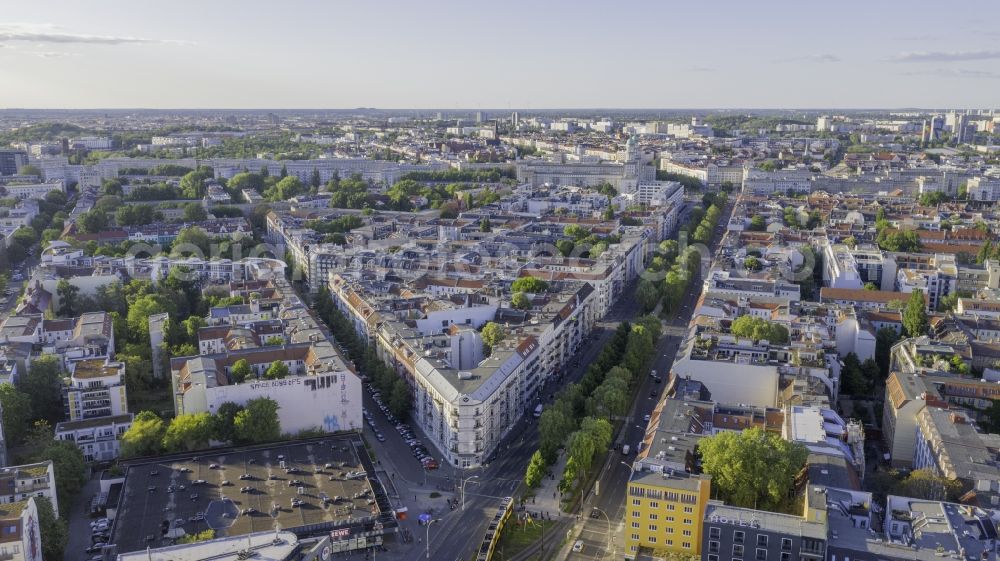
[494,517,555,560]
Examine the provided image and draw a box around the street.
[568,196,736,560]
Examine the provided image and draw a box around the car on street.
[572,540,584,553]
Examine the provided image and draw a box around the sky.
[2,0,1000,109]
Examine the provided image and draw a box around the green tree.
[743,256,762,271]
[729,315,789,344]
[234,397,281,443]
[524,450,547,488]
[903,289,929,337]
[212,402,244,444]
[556,239,575,257]
[178,529,217,544]
[511,277,549,293]
[937,292,959,312]
[699,427,808,512]
[18,164,42,176]
[310,168,322,189]
[387,377,412,419]
[170,226,211,257]
[120,411,166,457]
[511,292,531,310]
[863,282,878,291]
[481,322,505,353]
[875,327,900,378]
[843,236,857,248]
[264,335,285,346]
[264,360,289,380]
[36,496,67,560]
[126,294,168,340]
[840,352,867,395]
[162,412,214,452]
[23,355,64,424]
[56,279,80,317]
[0,383,32,445]
[636,279,660,312]
[183,202,208,222]
[898,468,963,501]
[230,359,252,383]
[748,215,766,231]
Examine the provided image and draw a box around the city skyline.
[2,0,1000,109]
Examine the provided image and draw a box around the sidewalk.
[522,450,567,518]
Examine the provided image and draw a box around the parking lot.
[111,437,382,554]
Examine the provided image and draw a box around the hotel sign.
[709,514,760,529]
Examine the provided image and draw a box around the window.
[683,518,692,525]
[755,548,767,561]
[709,527,722,539]
[781,539,792,551]
[649,536,657,543]
[631,522,639,529]
[632,511,640,518]
[649,525,657,532]
[733,544,744,557]
[682,530,692,537]
[683,542,691,549]
[666,539,673,546]
[709,541,720,554]
[780,554,791,561]
[667,504,675,510]
[650,501,659,509]
[666,527,674,534]
[631,533,640,541]
[757,535,768,548]
[632,499,641,506]
[708,556,719,561]
[649,513,658,520]
[666,516,675,522]
[734,531,745,544]
[683,506,694,513]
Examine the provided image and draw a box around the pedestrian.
[414,494,417,501]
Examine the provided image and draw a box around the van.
[621,444,631,455]
[533,404,543,418]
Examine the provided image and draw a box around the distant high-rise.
[436,112,443,121]
[476,111,486,123]
[0,150,27,176]
[511,111,520,128]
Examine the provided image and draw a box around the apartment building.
[55,414,134,462]
[0,462,58,516]
[701,502,826,561]
[626,398,712,559]
[2,181,65,200]
[967,176,1000,202]
[64,358,128,422]
[912,407,1000,506]
[0,498,42,561]
[332,273,594,468]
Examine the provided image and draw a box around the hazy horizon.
[3,0,1000,109]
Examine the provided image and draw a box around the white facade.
[0,462,58,517]
[2,181,65,200]
[967,177,1000,202]
[55,414,134,462]
[187,372,363,434]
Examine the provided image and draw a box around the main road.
[568,195,736,561]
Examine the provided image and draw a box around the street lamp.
[461,475,480,511]
[425,518,440,560]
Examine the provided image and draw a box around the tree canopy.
[903,289,929,337]
[511,276,549,293]
[729,315,789,344]
[699,427,808,512]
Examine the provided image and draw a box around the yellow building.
[625,470,712,558]
[624,397,713,559]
